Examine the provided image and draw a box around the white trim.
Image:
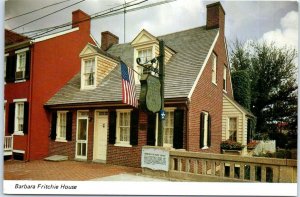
[75,110,89,160]
[188,31,220,99]
[33,27,79,43]
[114,143,132,148]
[13,149,25,154]
[55,139,68,143]
[115,109,132,146]
[14,79,26,83]
[224,37,234,97]
[5,53,9,56]
[56,111,68,141]
[13,132,24,136]
[80,57,97,90]
[15,47,29,54]
[90,34,100,48]
[13,98,27,102]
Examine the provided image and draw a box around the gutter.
[5,40,31,51]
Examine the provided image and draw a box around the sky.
[4,0,299,52]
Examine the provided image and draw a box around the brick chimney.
[206,2,225,33]
[72,10,90,32]
[101,31,119,51]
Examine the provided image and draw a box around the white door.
[76,111,89,160]
[93,112,108,162]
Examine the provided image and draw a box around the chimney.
[72,9,90,32]
[101,31,119,51]
[206,2,225,33]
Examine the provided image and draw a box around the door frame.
[93,110,108,162]
[75,110,89,160]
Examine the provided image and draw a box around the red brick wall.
[188,28,229,154]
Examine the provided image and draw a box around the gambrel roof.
[45,26,219,106]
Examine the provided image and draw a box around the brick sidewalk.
[4,160,141,181]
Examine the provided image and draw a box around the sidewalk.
[4,160,141,181]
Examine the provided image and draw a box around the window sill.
[80,85,96,90]
[212,82,217,86]
[13,132,24,136]
[55,139,68,143]
[223,89,227,93]
[114,143,132,148]
[15,79,26,83]
[201,146,209,150]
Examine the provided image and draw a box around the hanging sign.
[139,74,161,113]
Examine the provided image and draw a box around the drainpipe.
[26,41,34,162]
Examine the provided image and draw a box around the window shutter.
[23,102,29,134]
[147,112,156,146]
[5,55,16,83]
[66,112,73,141]
[207,114,211,147]
[8,103,15,134]
[130,109,139,146]
[200,112,204,148]
[108,110,116,144]
[173,109,184,149]
[50,111,57,140]
[25,50,31,80]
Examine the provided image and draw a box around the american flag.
[120,62,138,108]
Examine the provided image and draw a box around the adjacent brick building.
[4,10,95,160]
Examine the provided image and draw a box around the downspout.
[26,41,34,161]
[186,98,190,151]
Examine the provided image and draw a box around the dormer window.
[137,48,153,80]
[81,58,96,89]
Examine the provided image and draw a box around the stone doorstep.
[44,155,68,162]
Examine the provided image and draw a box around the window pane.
[78,119,87,140]
[84,59,95,86]
[229,118,237,141]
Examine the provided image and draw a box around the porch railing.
[4,135,13,156]
[142,147,297,183]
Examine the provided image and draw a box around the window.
[56,111,67,141]
[136,48,152,81]
[228,117,237,141]
[81,58,96,89]
[164,110,174,147]
[16,52,26,80]
[116,110,132,146]
[200,111,211,149]
[223,65,227,91]
[15,102,24,134]
[212,53,217,84]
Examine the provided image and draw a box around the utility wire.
[22,0,142,36]
[11,0,86,31]
[5,0,72,21]
[29,0,176,40]
[30,0,148,39]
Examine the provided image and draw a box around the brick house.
[4,10,96,160]
[43,2,255,167]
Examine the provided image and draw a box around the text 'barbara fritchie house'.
[45,2,254,167]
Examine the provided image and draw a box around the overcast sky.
[4,0,299,52]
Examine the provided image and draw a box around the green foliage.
[230,40,298,141]
[220,140,244,150]
[231,71,251,109]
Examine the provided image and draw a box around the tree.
[230,40,297,143]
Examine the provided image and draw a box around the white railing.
[4,135,13,156]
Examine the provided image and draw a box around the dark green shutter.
[147,112,156,146]
[66,112,73,141]
[8,103,15,134]
[25,50,31,80]
[200,112,204,148]
[5,55,16,83]
[108,110,116,144]
[207,114,211,147]
[23,102,29,134]
[173,109,184,149]
[130,109,139,146]
[50,112,57,140]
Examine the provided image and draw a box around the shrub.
[220,140,244,150]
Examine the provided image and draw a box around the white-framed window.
[223,65,227,91]
[228,117,237,141]
[14,102,24,135]
[115,109,132,146]
[56,111,67,141]
[212,53,217,84]
[201,111,209,149]
[137,48,152,79]
[15,52,26,80]
[81,58,96,89]
[155,108,175,147]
